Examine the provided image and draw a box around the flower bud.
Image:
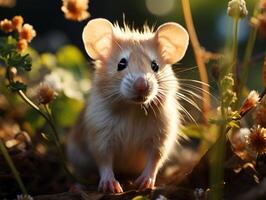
[12,16,23,31]
[61,0,90,21]
[227,0,248,19]
[9,67,17,78]
[19,24,36,42]
[239,90,260,115]
[0,19,13,33]
[36,83,57,105]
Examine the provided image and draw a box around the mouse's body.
[67,18,189,193]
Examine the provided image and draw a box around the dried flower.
[16,194,33,200]
[247,125,266,154]
[12,15,23,31]
[36,83,57,104]
[227,0,248,19]
[239,90,260,115]
[0,19,13,33]
[61,0,90,21]
[19,23,36,42]
[17,39,28,52]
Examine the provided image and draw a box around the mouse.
[67,18,189,193]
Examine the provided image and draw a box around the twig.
[181,0,210,124]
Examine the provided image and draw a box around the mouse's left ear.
[155,22,189,64]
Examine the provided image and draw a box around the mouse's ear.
[82,18,114,60]
[155,22,189,64]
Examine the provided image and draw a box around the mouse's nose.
[133,77,149,95]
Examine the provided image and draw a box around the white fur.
[68,18,188,193]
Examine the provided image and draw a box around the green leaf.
[228,120,240,129]
[0,36,17,57]
[8,81,27,92]
[7,52,32,72]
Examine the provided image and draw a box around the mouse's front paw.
[98,177,123,193]
[135,173,156,190]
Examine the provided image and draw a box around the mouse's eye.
[151,60,159,73]
[117,58,128,71]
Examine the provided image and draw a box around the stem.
[231,18,239,74]
[209,124,226,200]
[6,68,91,185]
[0,139,27,194]
[237,2,260,104]
[230,18,240,111]
[18,90,90,185]
[181,0,210,124]
[238,29,257,98]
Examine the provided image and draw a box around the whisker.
[176,93,202,112]
[179,79,210,86]
[179,104,198,125]
[179,88,203,101]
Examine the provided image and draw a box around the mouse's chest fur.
[85,91,175,149]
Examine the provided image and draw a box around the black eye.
[151,60,159,72]
[117,58,127,71]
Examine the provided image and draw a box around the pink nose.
[133,77,149,94]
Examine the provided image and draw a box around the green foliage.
[0,36,16,58]
[56,45,87,69]
[7,53,31,72]
[51,95,84,127]
[0,36,31,72]
[8,81,27,92]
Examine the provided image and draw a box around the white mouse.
[67,18,189,193]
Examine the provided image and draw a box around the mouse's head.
[82,18,189,105]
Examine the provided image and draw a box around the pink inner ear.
[158,38,176,64]
[94,34,112,59]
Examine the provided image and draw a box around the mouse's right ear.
[82,18,114,60]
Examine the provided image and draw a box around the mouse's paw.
[98,177,123,193]
[135,173,156,190]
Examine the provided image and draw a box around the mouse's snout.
[133,77,149,96]
[120,73,158,104]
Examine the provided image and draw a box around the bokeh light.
[145,0,176,16]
